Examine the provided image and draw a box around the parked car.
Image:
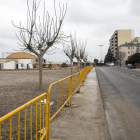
[109,63,114,66]
[127,64,136,69]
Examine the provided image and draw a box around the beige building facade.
[119,43,140,61]
[133,37,140,43]
[109,29,134,58]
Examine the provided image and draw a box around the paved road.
[96,67,140,140]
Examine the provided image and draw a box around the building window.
[133,47,134,49]
[128,52,130,53]
[128,47,130,49]
[21,64,24,67]
[36,59,38,62]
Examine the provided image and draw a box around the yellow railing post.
[70,76,72,105]
[79,72,81,93]
[69,77,71,106]
[47,91,50,140]
[68,76,72,106]
[45,94,48,140]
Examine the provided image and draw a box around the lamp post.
[98,45,104,62]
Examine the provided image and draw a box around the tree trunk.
[80,60,81,69]
[39,56,42,89]
[70,59,73,75]
[84,62,86,68]
[77,60,79,72]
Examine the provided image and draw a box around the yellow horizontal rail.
[0,93,47,122]
[0,93,48,140]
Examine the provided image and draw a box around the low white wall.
[3,61,16,69]
[18,59,33,69]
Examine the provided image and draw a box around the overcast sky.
[0,0,140,63]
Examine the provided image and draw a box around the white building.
[1,61,16,70]
[18,59,33,69]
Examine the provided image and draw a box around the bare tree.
[79,40,86,68]
[118,51,126,67]
[74,47,80,72]
[63,35,76,75]
[118,52,126,60]
[83,52,88,68]
[12,0,67,89]
[74,36,80,72]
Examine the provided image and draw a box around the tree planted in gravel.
[12,0,67,89]
[83,52,88,68]
[63,35,76,75]
[79,40,86,68]
[74,37,81,72]
[74,47,80,72]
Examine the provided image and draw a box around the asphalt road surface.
[96,67,140,140]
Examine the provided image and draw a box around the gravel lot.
[0,68,77,139]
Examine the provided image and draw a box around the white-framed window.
[21,63,24,67]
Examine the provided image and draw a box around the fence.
[0,65,93,140]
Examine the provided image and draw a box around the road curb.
[95,68,111,140]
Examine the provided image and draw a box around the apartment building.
[133,37,140,43]
[109,29,134,58]
[119,43,140,60]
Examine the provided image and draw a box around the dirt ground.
[0,68,77,140]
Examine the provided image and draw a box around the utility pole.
[98,45,104,62]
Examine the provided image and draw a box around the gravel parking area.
[0,68,77,139]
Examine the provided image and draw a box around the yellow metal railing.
[0,93,49,140]
[0,65,93,140]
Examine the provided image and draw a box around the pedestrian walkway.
[50,68,110,140]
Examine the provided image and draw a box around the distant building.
[118,42,140,66]
[2,52,14,58]
[109,29,134,59]
[0,52,46,70]
[133,37,140,43]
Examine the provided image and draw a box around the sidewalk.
[50,68,110,140]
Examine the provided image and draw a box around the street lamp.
[98,45,104,62]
